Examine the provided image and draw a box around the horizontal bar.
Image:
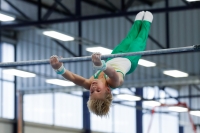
[1,5,200,29]
[0,45,199,67]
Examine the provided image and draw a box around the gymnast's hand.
[92,52,102,66]
[50,55,62,69]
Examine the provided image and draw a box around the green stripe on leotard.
[94,70,125,79]
[93,70,125,89]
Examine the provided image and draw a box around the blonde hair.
[87,93,112,117]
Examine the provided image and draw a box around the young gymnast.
[50,11,153,117]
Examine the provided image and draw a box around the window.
[54,92,83,129]
[143,86,179,133]
[113,104,136,133]
[0,43,15,119]
[23,92,83,129]
[91,104,136,133]
[2,81,14,119]
[143,113,178,133]
[91,108,113,133]
[23,93,53,125]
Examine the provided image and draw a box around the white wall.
[0,118,14,133]
[24,122,83,133]
[0,119,108,133]
[24,122,105,133]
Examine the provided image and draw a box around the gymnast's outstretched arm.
[92,53,124,88]
[50,55,91,90]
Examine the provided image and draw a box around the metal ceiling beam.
[55,0,73,16]
[104,0,165,49]
[4,0,30,20]
[1,5,200,29]
[165,0,170,48]
[44,1,77,57]
[22,0,72,16]
[104,0,118,11]
[125,0,136,10]
[5,0,77,56]
[38,0,42,20]
[181,0,190,6]
[140,0,153,6]
[53,40,78,57]
[121,0,125,11]
[192,84,200,91]
[76,0,82,57]
[82,0,116,12]
[148,35,165,49]
[42,0,61,20]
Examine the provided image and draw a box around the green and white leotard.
[93,69,124,90]
[93,57,132,89]
[93,20,151,89]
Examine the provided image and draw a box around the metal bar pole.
[179,126,184,133]
[38,0,42,21]
[165,0,170,48]
[189,85,192,109]
[135,88,143,133]
[82,0,115,12]
[17,92,24,133]
[121,0,125,11]
[0,45,199,67]
[14,44,18,133]
[0,0,2,118]
[140,0,153,6]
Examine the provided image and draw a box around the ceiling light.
[43,31,74,41]
[116,94,141,101]
[163,70,189,78]
[86,47,112,55]
[143,100,161,107]
[190,111,200,117]
[3,69,36,78]
[0,13,15,21]
[168,106,188,112]
[46,79,75,86]
[138,59,156,67]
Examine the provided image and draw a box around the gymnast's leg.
[125,11,153,74]
[127,11,153,52]
[110,11,145,54]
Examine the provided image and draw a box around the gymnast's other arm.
[50,56,92,90]
[92,53,124,88]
